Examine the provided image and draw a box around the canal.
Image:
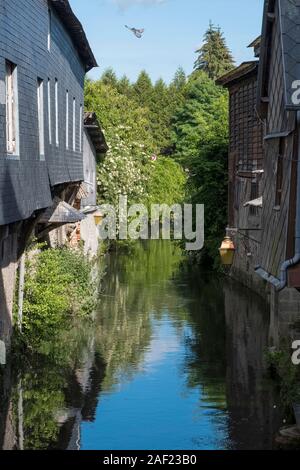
[0,241,282,450]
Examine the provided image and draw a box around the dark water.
[0,241,282,450]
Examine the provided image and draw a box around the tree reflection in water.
[0,241,282,450]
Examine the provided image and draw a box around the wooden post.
[18,253,26,333]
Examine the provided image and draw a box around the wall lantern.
[219,235,236,266]
[93,211,104,226]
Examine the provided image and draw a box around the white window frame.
[66,90,69,149]
[55,79,59,146]
[73,97,76,152]
[48,79,52,144]
[5,61,19,156]
[37,78,45,160]
[79,104,83,153]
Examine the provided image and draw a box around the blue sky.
[71,0,264,83]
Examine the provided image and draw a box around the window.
[66,90,69,149]
[47,79,52,144]
[48,9,52,51]
[73,97,76,152]
[79,104,83,153]
[55,79,59,146]
[5,60,19,155]
[37,78,45,159]
[275,138,284,208]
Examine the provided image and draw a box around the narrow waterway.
[0,241,282,450]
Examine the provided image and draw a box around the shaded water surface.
[0,241,281,450]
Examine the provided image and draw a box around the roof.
[248,36,261,57]
[84,112,109,153]
[248,36,262,49]
[258,0,300,111]
[216,61,259,87]
[50,0,97,72]
[39,198,86,224]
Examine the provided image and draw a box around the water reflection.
[0,241,281,449]
[224,281,282,450]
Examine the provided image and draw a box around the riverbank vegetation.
[85,23,234,266]
[267,344,300,418]
[13,246,98,353]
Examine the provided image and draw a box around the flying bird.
[125,25,145,39]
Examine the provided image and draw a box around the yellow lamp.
[93,211,104,226]
[219,236,235,266]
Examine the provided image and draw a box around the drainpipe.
[276,110,300,291]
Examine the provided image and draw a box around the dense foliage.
[85,22,231,265]
[267,342,300,418]
[172,71,229,265]
[17,247,96,351]
[84,72,187,209]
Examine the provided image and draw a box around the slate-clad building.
[217,58,265,293]
[0,0,97,349]
[256,0,300,289]
[219,0,300,342]
[0,0,97,224]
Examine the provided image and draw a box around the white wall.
[81,129,97,207]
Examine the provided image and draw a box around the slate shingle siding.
[280,0,300,109]
[0,0,86,226]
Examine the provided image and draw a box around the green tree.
[132,70,153,108]
[146,157,187,207]
[116,74,133,98]
[150,78,173,151]
[170,66,187,94]
[85,79,189,210]
[172,71,229,266]
[85,80,155,207]
[85,80,153,149]
[101,68,118,88]
[194,22,234,80]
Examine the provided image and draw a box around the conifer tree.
[194,22,234,80]
[151,78,171,150]
[170,67,187,92]
[117,75,132,98]
[101,68,118,88]
[169,67,187,112]
[132,70,153,108]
